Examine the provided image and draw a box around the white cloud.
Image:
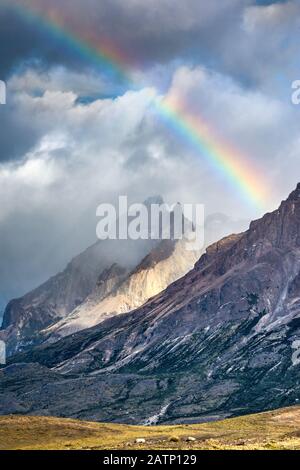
[2,64,298,224]
[9,67,117,97]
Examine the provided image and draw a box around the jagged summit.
[287,182,300,200]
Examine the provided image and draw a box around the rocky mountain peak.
[287,182,300,201]
[246,183,300,251]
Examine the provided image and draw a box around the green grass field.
[1,406,300,450]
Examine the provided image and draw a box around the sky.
[0,0,299,310]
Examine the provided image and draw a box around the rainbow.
[8,0,269,209]
[156,94,267,208]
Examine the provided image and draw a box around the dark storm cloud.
[0,0,252,165]
[0,2,101,78]
[1,0,250,76]
[0,103,40,162]
[0,5,40,78]
[2,0,293,89]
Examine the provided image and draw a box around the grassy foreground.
[1,406,300,450]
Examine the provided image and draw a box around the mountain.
[43,238,199,341]
[0,196,203,355]
[0,243,125,354]
[2,185,300,424]
[0,195,166,354]
[0,235,160,356]
[0,196,243,356]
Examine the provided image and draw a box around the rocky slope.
[2,184,300,424]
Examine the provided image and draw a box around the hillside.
[1,406,300,450]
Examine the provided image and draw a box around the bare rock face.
[2,184,300,424]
